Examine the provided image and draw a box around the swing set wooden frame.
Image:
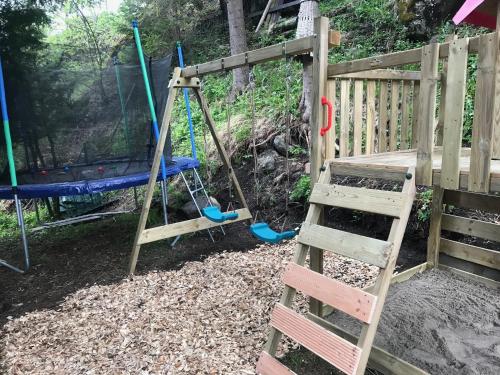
[128,71,251,275]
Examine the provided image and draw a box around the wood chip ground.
[1,240,378,374]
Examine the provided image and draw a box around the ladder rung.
[298,223,392,268]
[270,304,361,375]
[256,352,296,375]
[283,263,377,323]
[309,183,405,217]
[190,187,204,193]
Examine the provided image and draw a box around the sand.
[329,268,500,375]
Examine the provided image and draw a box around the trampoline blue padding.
[0,157,199,200]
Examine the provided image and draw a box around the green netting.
[0,47,173,185]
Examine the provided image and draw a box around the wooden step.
[282,263,377,323]
[309,183,405,217]
[298,223,392,268]
[256,352,296,375]
[270,303,361,375]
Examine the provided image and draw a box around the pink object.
[282,263,377,323]
[40,170,48,176]
[256,352,296,375]
[270,303,361,375]
[453,0,496,29]
[97,166,105,174]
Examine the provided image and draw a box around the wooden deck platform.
[330,148,500,193]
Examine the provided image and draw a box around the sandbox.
[328,268,500,375]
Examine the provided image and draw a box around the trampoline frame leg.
[160,180,168,225]
[0,194,30,273]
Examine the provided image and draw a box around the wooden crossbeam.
[138,208,252,245]
[182,37,314,78]
[330,69,421,81]
[440,238,500,270]
[309,183,405,217]
[298,223,392,268]
[283,263,377,323]
[441,214,500,243]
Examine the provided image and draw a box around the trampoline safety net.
[0,48,176,195]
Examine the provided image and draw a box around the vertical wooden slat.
[427,185,444,267]
[325,80,337,160]
[366,80,376,155]
[440,38,469,190]
[353,80,363,156]
[400,81,411,150]
[378,81,389,153]
[340,79,350,157]
[389,81,400,151]
[436,35,456,146]
[416,43,439,186]
[411,82,420,149]
[469,34,496,192]
[492,2,500,159]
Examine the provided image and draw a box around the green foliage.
[416,189,433,223]
[289,145,306,157]
[290,176,311,202]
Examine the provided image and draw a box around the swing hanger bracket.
[172,77,201,88]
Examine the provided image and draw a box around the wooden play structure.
[130,4,500,373]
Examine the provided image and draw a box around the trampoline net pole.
[132,20,169,226]
[0,55,29,273]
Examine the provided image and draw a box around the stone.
[181,196,220,219]
[273,135,288,156]
[257,149,279,173]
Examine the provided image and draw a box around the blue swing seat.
[250,222,296,244]
[202,206,239,223]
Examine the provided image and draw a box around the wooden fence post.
[469,34,496,192]
[309,16,329,317]
[416,43,439,186]
[492,1,500,159]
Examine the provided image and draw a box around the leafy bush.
[416,189,433,223]
[290,176,311,202]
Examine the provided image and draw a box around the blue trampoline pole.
[132,20,169,225]
[176,42,197,160]
[0,56,29,273]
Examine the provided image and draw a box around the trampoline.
[0,157,199,199]
[0,23,201,273]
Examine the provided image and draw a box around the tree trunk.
[226,0,249,100]
[296,1,320,124]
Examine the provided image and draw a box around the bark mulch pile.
[1,240,378,374]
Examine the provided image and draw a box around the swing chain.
[249,65,259,207]
[284,54,292,210]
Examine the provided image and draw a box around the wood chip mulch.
[1,240,378,374]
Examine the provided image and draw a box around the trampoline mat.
[0,157,199,199]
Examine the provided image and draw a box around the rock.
[397,0,462,40]
[273,135,288,156]
[257,149,279,173]
[181,196,220,219]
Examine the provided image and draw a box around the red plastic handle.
[320,96,333,136]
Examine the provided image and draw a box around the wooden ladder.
[257,163,416,375]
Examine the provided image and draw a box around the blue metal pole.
[176,42,197,160]
[0,56,29,273]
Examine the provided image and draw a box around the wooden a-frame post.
[128,68,251,275]
[308,16,330,316]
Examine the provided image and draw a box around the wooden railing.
[327,70,420,157]
[326,32,500,193]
